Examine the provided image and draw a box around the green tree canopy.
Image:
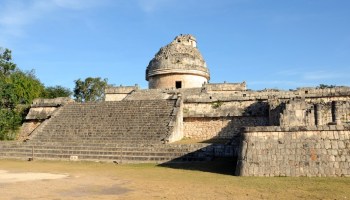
[317,84,336,89]
[43,85,72,99]
[0,47,45,140]
[74,77,108,102]
[9,70,45,104]
[0,48,17,76]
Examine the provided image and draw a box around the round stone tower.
[146,34,210,89]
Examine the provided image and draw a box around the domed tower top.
[146,34,210,89]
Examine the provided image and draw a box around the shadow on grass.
[158,157,237,176]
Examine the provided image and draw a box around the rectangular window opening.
[176,81,182,89]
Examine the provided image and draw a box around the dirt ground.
[0,159,349,200]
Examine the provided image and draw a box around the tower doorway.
[176,81,182,89]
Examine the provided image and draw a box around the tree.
[0,78,18,109]
[43,86,72,98]
[0,48,16,76]
[0,47,47,140]
[74,77,108,102]
[9,70,45,104]
[317,84,336,89]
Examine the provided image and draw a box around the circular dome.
[146,34,210,82]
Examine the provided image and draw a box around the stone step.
[0,153,199,163]
[2,141,213,149]
[0,150,209,163]
[0,148,194,157]
[1,146,207,153]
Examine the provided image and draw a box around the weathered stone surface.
[184,117,268,140]
[236,127,350,177]
[146,34,210,89]
[26,107,57,120]
[32,97,74,107]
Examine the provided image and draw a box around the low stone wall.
[236,125,350,177]
[183,117,268,140]
[184,87,350,103]
[105,85,139,101]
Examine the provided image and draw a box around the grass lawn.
[0,159,349,200]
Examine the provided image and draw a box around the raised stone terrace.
[0,99,233,163]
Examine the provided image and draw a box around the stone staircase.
[30,100,175,143]
[0,142,232,163]
[0,99,234,163]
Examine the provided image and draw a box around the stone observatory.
[146,34,210,89]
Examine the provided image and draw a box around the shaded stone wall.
[236,126,350,177]
[183,101,268,118]
[183,117,268,140]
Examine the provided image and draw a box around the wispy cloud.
[249,80,311,89]
[276,69,346,80]
[248,68,348,89]
[52,0,110,10]
[0,0,109,45]
[137,0,175,13]
[302,70,345,80]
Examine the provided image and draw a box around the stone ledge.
[243,124,350,132]
[31,97,74,107]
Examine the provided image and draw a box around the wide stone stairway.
[0,100,226,163]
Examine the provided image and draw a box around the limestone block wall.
[183,117,268,140]
[203,82,247,93]
[165,97,184,143]
[236,126,350,177]
[183,101,268,117]
[279,99,315,127]
[337,101,350,123]
[184,87,350,103]
[105,86,139,101]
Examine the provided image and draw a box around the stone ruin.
[0,34,349,177]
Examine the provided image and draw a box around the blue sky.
[1,0,349,90]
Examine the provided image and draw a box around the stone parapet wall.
[32,97,74,107]
[184,87,350,103]
[105,85,139,94]
[26,107,58,120]
[236,125,350,177]
[203,82,246,92]
[105,85,139,101]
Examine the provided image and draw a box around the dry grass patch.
[0,159,349,200]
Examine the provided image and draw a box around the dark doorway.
[176,81,182,89]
